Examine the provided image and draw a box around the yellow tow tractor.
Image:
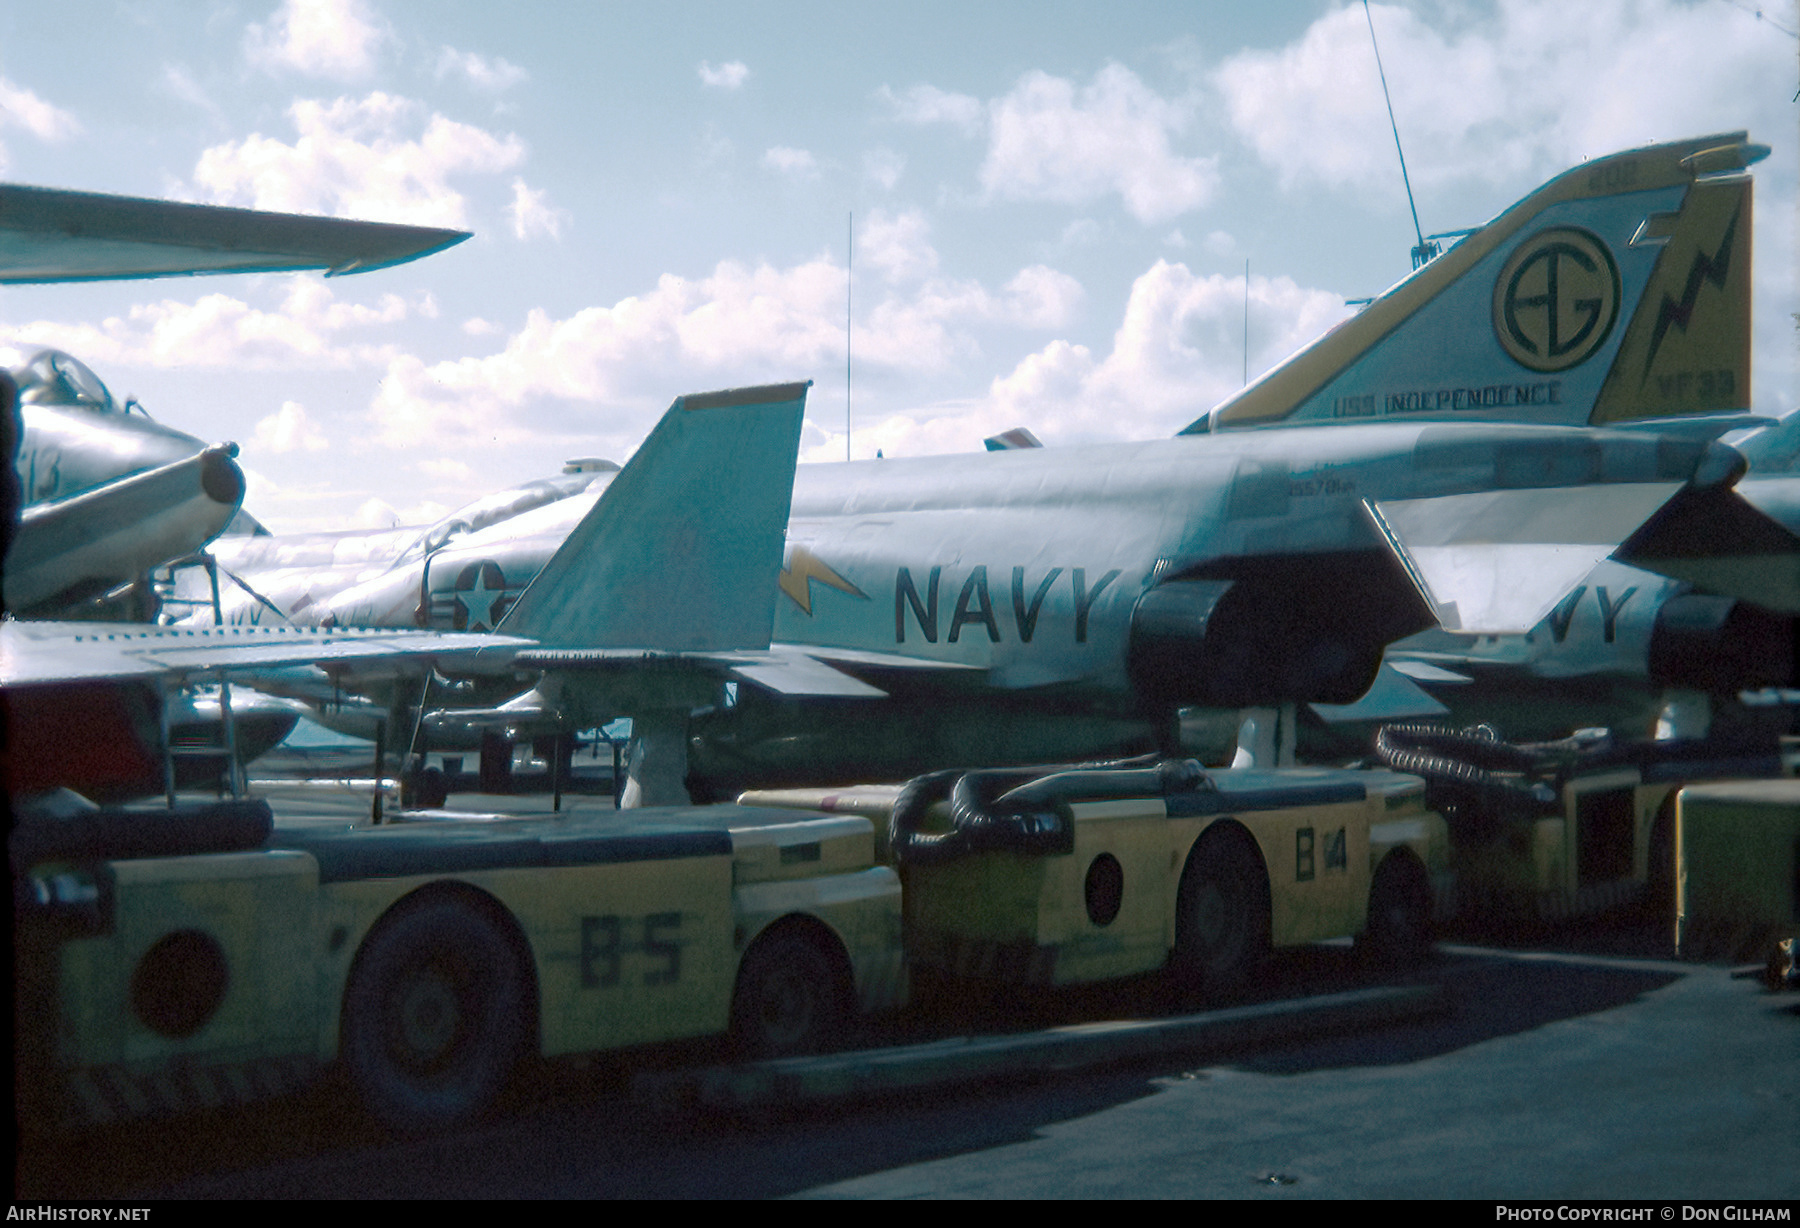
[14,757,1451,1136]
[12,794,904,1133]
[1372,725,1798,927]
[741,759,1450,993]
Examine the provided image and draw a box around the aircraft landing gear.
[478,732,513,794]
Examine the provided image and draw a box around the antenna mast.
[1362,0,1439,269]
[846,211,853,461]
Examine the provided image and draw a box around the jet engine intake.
[1127,552,1434,709]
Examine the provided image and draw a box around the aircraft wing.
[1364,482,1687,634]
[0,619,528,688]
[508,642,981,700]
[1308,662,1451,725]
[0,184,468,284]
[512,644,887,699]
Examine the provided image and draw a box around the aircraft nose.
[200,443,246,506]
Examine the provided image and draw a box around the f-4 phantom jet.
[693,132,1795,793]
[181,133,1796,800]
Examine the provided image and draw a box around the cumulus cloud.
[505,178,567,240]
[1001,266,1084,330]
[159,65,222,118]
[252,400,330,453]
[190,92,524,227]
[698,60,750,90]
[880,84,984,136]
[352,496,406,529]
[858,209,939,283]
[1216,0,1790,194]
[367,257,850,450]
[245,0,385,80]
[366,248,1084,450]
[981,65,1216,223]
[436,47,528,93]
[822,262,1348,456]
[989,264,1346,435]
[1059,219,1103,247]
[1213,0,1797,420]
[418,457,475,481]
[1,278,414,371]
[762,146,819,178]
[884,67,1216,222]
[863,147,905,190]
[0,77,79,171]
[0,77,80,141]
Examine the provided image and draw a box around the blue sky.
[1,0,1794,533]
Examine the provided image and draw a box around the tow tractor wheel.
[341,895,526,1132]
[1358,852,1433,969]
[1172,825,1270,998]
[730,926,848,1060]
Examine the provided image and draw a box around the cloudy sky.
[1,0,1794,533]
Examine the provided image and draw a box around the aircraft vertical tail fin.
[497,382,809,650]
[1192,133,1766,434]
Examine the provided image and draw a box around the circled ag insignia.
[1491,226,1620,373]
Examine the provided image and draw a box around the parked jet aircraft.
[696,131,1796,792]
[177,133,1795,799]
[182,460,619,633]
[4,382,821,808]
[1,185,468,617]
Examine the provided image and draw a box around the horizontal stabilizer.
[726,649,887,697]
[1365,482,1683,633]
[498,382,809,651]
[786,642,986,675]
[1386,658,1475,685]
[1310,663,1450,724]
[984,427,1044,451]
[1735,411,1800,474]
[0,184,469,283]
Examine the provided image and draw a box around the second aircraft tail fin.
[498,382,808,651]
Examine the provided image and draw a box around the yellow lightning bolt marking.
[779,545,867,615]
